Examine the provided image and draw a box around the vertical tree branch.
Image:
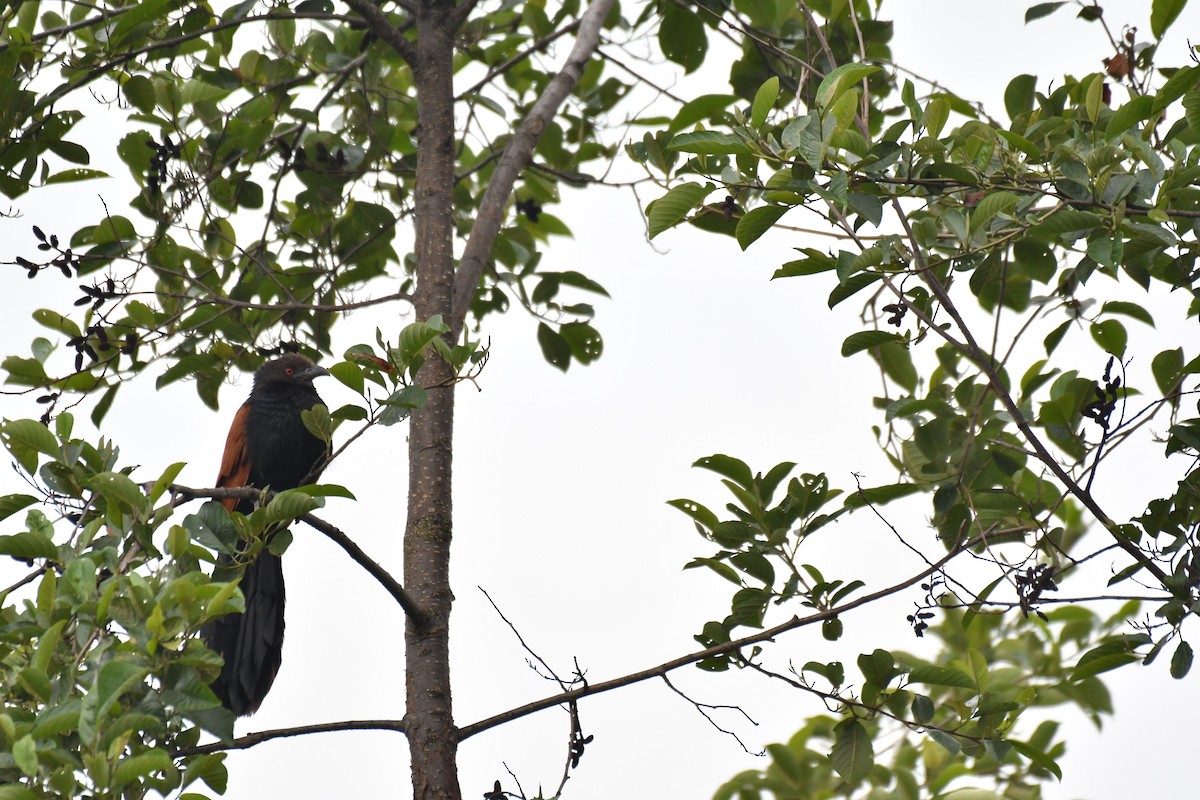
[408,2,463,798]
[450,0,618,338]
[887,197,1170,586]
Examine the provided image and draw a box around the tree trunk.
[407,3,461,799]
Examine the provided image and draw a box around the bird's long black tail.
[202,551,286,716]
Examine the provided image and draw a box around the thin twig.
[480,587,569,690]
[176,718,407,756]
[660,673,760,755]
[457,538,973,741]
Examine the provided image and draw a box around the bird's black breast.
[245,383,326,490]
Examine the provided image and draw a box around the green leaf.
[667,498,720,531]
[45,168,109,184]
[12,734,36,776]
[1171,640,1193,679]
[751,76,780,129]
[1085,75,1103,124]
[736,205,788,250]
[110,0,172,45]
[1030,209,1102,242]
[80,659,149,742]
[684,556,741,585]
[0,530,57,560]
[1011,739,1063,780]
[397,317,448,376]
[730,587,769,627]
[1072,641,1140,681]
[1025,2,1066,22]
[149,462,186,504]
[647,182,713,238]
[694,454,754,491]
[841,330,903,357]
[669,94,739,133]
[827,272,881,308]
[559,322,603,364]
[263,489,320,525]
[911,694,935,724]
[3,419,59,461]
[1106,95,1155,139]
[927,728,961,755]
[299,483,356,500]
[329,361,365,394]
[1100,300,1154,327]
[857,649,897,687]
[845,481,923,508]
[830,719,874,783]
[1152,348,1184,395]
[816,64,880,110]
[90,383,119,427]
[1004,74,1037,119]
[182,752,229,794]
[1154,65,1200,113]
[659,3,707,73]
[85,471,145,511]
[0,494,37,523]
[32,699,81,738]
[731,551,774,584]
[203,579,243,622]
[667,131,751,155]
[1184,88,1200,133]
[971,190,1018,232]
[1151,0,1187,38]
[1089,319,1127,357]
[908,664,976,689]
[922,97,950,138]
[32,308,82,338]
[300,404,333,446]
[123,74,156,114]
[113,748,172,786]
[963,574,1006,629]
[378,385,427,426]
[966,648,989,690]
[536,323,571,372]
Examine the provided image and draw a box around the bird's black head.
[253,353,330,387]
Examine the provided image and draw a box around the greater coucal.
[202,353,329,716]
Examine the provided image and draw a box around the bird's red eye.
[285,367,294,376]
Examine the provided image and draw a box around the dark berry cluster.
[146,135,180,196]
[16,226,82,278]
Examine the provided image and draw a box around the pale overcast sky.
[2,2,1198,798]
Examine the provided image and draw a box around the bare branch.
[1,565,47,596]
[341,0,417,64]
[170,484,425,624]
[176,718,406,756]
[456,540,970,741]
[158,290,413,314]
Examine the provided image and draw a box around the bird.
[201,353,330,716]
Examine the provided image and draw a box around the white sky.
[2,1,1199,798]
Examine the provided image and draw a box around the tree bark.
[403,2,616,796]
[407,2,461,799]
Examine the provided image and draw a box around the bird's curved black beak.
[301,364,330,381]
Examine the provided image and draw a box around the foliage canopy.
[1,0,1199,798]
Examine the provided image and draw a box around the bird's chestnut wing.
[216,402,253,512]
